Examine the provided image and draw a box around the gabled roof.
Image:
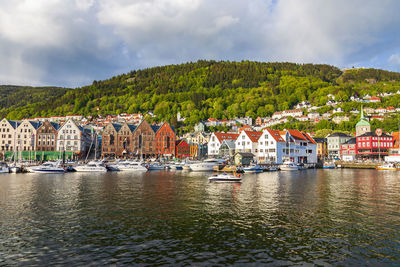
[287,129,307,141]
[150,125,160,133]
[110,123,122,132]
[28,121,41,130]
[221,139,236,149]
[328,132,351,138]
[244,131,262,142]
[264,128,286,142]
[214,132,239,143]
[127,124,137,132]
[358,132,391,138]
[302,132,316,144]
[343,138,356,144]
[50,122,61,131]
[8,120,20,129]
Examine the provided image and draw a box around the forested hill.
[0,85,70,119]
[2,61,400,127]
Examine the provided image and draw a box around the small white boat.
[243,164,264,173]
[190,159,226,172]
[115,161,148,172]
[27,161,66,174]
[280,161,298,171]
[267,166,279,172]
[323,162,336,169]
[73,161,107,172]
[208,172,242,182]
[0,162,10,173]
[375,163,400,171]
[147,163,166,171]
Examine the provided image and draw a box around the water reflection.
[0,169,399,265]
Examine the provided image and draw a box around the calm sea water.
[1,169,400,265]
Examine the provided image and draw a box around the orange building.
[155,122,176,158]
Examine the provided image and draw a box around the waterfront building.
[356,132,393,160]
[218,139,236,159]
[208,132,239,156]
[36,121,60,152]
[0,119,20,154]
[132,120,157,158]
[356,107,371,136]
[327,132,352,159]
[56,119,92,156]
[340,138,357,161]
[116,123,137,157]
[234,152,255,166]
[155,122,176,158]
[313,137,328,160]
[175,140,190,159]
[16,120,41,152]
[101,123,122,158]
[235,130,262,154]
[257,128,286,163]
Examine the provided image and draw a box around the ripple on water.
[0,169,400,265]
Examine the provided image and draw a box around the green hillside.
[0,85,70,119]
[2,61,400,131]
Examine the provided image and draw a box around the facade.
[132,120,157,158]
[36,121,60,151]
[208,132,239,156]
[257,128,286,163]
[16,120,41,152]
[175,140,190,159]
[0,119,19,153]
[101,123,122,157]
[356,108,371,136]
[155,122,176,158]
[340,138,357,161]
[234,152,254,166]
[116,123,136,157]
[327,132,352,159]
[56,119,92,155]
[235,131,262,154]
[314,137,328,160]
[356,132,393,160]
[194,122,205,132]
[218,139,236,159]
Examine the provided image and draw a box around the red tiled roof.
[245,131,262,142]
[302,132,316,144]
[214,132,239,143]
[287,129,308,141]
[265,128,285,142]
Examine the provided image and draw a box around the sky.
[1,0,400,88]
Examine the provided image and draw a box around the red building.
[175,140,190,159]
[340,138,357,160]
[356,132,393,160]
[155,122,176,158]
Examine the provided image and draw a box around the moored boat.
[375,163,400,171]
[323,162,336,169]
[0,162,10,173]
[208,172,242,182]
[280,161,299,171]
[243,164,264,173]
[73,161,107,172]
[190,159,226,172]
[26,161,66,174]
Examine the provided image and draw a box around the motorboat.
[323,162,336,169]
[26,161,66,174]
[73,161,107,172]
[114,161,148,172]
[0,162,10,173]
[280,161,299,171]
[267,166,279,172]
[375,163,400,171]
[297,163,307,170]
[147,163,166,171]
[190,159,226,172]
[208,172,242,182]
[243,164,264,173]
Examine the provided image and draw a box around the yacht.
[280,161,299,171]
[323,162,336,169]
[190,159,226,172]
[0,162,10,173]
[209,172,242,182]
[243,164,264,173]
[27,161,66,174]
[73,161,107,172]
[375,163,400,171]
[115,161,148,172]
[147,163,166,171]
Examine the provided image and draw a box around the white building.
[207,132,239,156]
[0,119,20,153]
[56,119,93,154]
[15,120,41,151]
[257,128,286,163]
[235,131,262,154]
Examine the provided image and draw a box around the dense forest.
[1,60,400,132]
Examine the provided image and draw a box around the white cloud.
[0,0,400,86]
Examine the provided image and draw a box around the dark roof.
[28,121,41,130]
[357,132,391,138]
[50,122,61,131]
[234,152,254,157]
[344,137,356,144]
[127,124,137,132]
[328,132,351,138]
[313,137,327,143]
[8,120,20,129]
[111,123,122,132]
[151,125,160,133]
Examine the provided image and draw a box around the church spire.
[360,105,365,120]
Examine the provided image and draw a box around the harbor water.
[1,169,399,265]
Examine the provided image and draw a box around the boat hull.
[73,166,107,172]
